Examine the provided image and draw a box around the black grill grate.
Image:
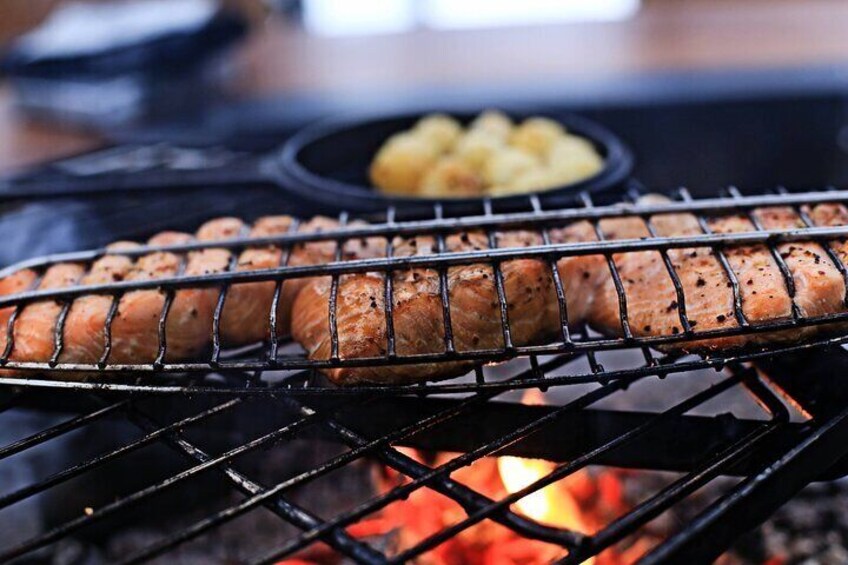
[0,358,818,564]
[3,187,848,562]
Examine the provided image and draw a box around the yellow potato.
[419,157,485,197]
[469,110,513,141]
[482,147,539,187]
[510,117,566,157]
[369,133,439,194]
[413,114,462,153]
[369,110,604,198]
[454,130,505,172]
[547,136,604,184]
[503,168,563,194]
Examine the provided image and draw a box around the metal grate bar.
[727,186,802,320]
[483,199,514,350]
[328,212,350,362]
[9,190,848,278]
[386,373,750,564]
[383,207,397,358]
[0,398,241,511]
[677,187,750,327]
[153,254,188,370]
[0,399,126,461]
[99,294,122,367]
[12,223,848,307]
[639,211,694,335]
[626,185,692,333]
[0,402,330,562]
[49,277,81,367]
[433,203,456,355]
[211,225,250,366]
[268,218,301,363]
[531,196,572,345]
[580,192,633,339]
[122,403,384,565]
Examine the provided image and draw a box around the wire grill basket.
[1,186,848,395]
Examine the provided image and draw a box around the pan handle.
[0,143,275,200]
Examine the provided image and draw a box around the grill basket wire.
[0,356,828,565]
[3,186,848,395]
[1,187,848,562]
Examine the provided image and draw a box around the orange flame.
[496,389,596,563]
[283,388,658,564]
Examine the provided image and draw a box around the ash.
[733,479,848,564]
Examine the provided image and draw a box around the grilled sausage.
[587,196,847,350]
[2,198,848,385]
[58,241,140,365]
[0,270,40,360]
[6,263,85,364]
[290,217,642,386]
[0,216,383,375]
[292,229,562,384]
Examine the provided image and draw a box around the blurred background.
[0,0,845,173]
[1,0,848,257]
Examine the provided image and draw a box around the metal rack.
[3,187,848,562]
[2,188,848,394]
[2,346,848,563]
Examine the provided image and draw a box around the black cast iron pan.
[0,109,632,215]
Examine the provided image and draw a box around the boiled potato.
[505,168,564,194]
[510,117,566,157]
[469,110,513,141]
[369,110,604,198]
[413,114,462,153]
[482,147,539,187]
[547,136,604,184]
[369,133,439,194]
[454,130,504,172]
[419,157,485,197]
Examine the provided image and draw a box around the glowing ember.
[497,455,588,532]
[497,388,589,534]
[282,389,665,564]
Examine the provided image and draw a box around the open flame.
[497,389,591,535]
[498,455,586,531]
[281,388,661,564]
